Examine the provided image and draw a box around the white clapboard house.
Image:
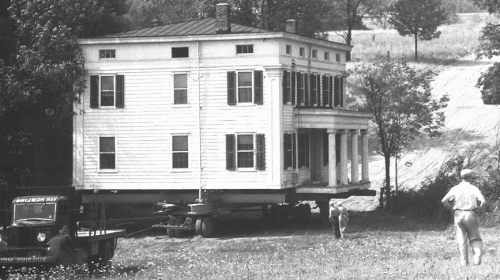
[74,3,372,206]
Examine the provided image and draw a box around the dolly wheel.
[195,218,203,236]
[201,216,214,238]
[174,217,185,238]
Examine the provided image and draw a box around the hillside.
[341,15,500,211]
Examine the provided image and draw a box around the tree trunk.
[414,34,418,61]
[395,156,398,193]
[384,154,391,210]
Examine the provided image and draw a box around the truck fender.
[46,235,75,257]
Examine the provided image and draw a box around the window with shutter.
[254,70,263,105]
[228,71,263,105]
[340,76,344,107]
[297,73,304,106]
[227,72,236,105]
[90,75,124,109]
[291,72,296,105]
[90,75,99,109]
[237,134,254,168]
[304,74,309,107]
[329,76,333,108]
[310,74,317,106]
[322,75,329,107]
[116,75,124,108]
[334,76,340,107]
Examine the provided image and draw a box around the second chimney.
[285,19,297,34]
[216,3,231,34]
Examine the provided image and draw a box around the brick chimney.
[216,3,231,34]
[285,19,297,34]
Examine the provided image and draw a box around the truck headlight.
[37,232,46,242]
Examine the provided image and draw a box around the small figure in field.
[441,169,486,266]
[329,201,341,239]
[337,202,348,238]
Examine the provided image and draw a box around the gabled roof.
[99,18,268,38]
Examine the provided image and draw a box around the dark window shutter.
[284,134,292,170]
[340,76,344,107]
[310,74,315,106]
[297,73,303,106]
[283,70,288,104]
[227,71,236,105]
[336,133,341,164]
[291,71,296,105]
[329,76,333,108]
[292,133,296,169]
[304,74,309,107]
[90,75,99,108]
[226,134,236,170]
[323,131,329,166]
[256,134,265,170]
[254,70,263,105]
[322,75,328,107]
[334,76,340,106]
[116,75,124,108]
[305,133,310,168]
[317,75,321,106]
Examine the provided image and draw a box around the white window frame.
[99,49,115,59]
[173,73,189,105]
[172,135,189,169]
[98,136,117,172]
[236,133,256,170]
[236,71,255,104]
[99,75,116,108]
[236,44,254,54]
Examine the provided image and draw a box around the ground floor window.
[172,135,189,168]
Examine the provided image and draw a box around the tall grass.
[330,13,500,64]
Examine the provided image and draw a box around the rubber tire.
[58,244,76,267]
[174,217,185,238]
[201,216,214,238]
[195,218,203,236]
[167,218,174,238]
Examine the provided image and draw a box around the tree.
[0,0,128,190]
[472,1,500,103]
[388,0,447,61]
[354,56,448,209]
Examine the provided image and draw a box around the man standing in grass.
[441,169,486,266]
[329,201,341,239]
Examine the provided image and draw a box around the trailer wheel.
[201,216,214,238]
[174,217,185,238]
[195,218,203,236]
[167,218,174,238]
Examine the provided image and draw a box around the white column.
[328,129,337,187]
[340,129,348,185]
[361,130,369,182]
[351,130,359,184]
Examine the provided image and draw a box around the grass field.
[19,211,495,280]
[330,13,500,64]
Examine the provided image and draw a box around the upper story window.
[286,45,292,55]
[299,47,305,57]
[99,137,116,170]
[174,73,188,104]
[336,53,341,62]
[99,49,115,59]
[90,75,125,109]
[172,47,189,58]
[172,135,188,169]
[312,49,317,59]
[324,52,330,61]
[227,70,263,105]
[236,44,253,54]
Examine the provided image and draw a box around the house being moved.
[74,3,373,236]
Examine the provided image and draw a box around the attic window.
[99,49,115,59]
[236,45,253,54]
[172,47,189,58]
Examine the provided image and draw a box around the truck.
[0,187,125,275]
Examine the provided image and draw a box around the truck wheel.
[167,218,174,238]
[195,218,203,236]
[58,244,76,267]
[201,216,214,238]
[174,217,185,238]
